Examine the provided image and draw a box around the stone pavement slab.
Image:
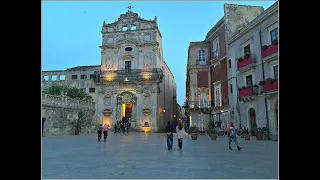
[42,132,278,179]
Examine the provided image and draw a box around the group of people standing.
[165,120,242,151]
[114,116,131,134]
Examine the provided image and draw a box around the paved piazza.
[42,132,278,179]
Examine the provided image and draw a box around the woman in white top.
[176,120,186,150]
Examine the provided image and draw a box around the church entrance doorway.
[122,104,132,119]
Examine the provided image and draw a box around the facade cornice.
[227,1,278,44]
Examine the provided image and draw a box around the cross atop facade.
[126,3,133,11]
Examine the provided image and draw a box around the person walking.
[103,123,109,142]
[165,121,174,150]
[227,122,242,151]
[97,124,102,141]
[176,121,186,150]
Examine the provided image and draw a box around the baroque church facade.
[42,9,177,132]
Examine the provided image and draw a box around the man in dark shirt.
[165,121,174,150]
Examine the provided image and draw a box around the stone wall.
[42,94,96,136]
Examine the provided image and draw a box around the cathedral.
[42,9,177,132]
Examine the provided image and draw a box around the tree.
[71,111,86,131]
[43,85,93,101]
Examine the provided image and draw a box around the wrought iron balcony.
[93,68,164,83]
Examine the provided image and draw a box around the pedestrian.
[103,123,109,142]
[227,122,242,151]
[176,120,186,150]
[97,124,102,141]
[114,122,117,133]
[165,121,174,150]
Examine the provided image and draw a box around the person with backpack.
[97,124,102,141]
[103,123,109,142]
[165,121,174,150]
[176,120,186,150]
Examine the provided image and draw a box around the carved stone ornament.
[142,108,152,116]
[103,109,112,116]
[143,90,151,105]
[104,92,112,106]
[117,92,137,104]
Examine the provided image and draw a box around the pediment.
[104,11,155,27]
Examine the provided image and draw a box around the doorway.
[249,108,256,136]
[42,118,46,136]
[122,104,132,119]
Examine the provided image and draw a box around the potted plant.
[266,78,275,84]
[237,57,243,62]
[244,54,250,59]
[272,39,278,45]
[241,127,250,140]
[71,111,85,135]
[189,126,199,140]
[241,86,246,90]
[262,45,268,49]
[208,126,218,140]
[259,81,266,85]
[255,127,265,140]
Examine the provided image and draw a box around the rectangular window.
[89,74,94,79]
[246,75,253,86]
[274,65,278,79]
[125,61,132,72]
[228,59,231,68]
[72,75,78,79]
[60,75,65,81]
[89,88,95,93]
[213,40,219,57]
[198,50,206,65]
[43,76,49,81]
[80,74,87,79]
[230,84,233,94]
[214,84,221,107]
[244,44,251,56]
[270,27,278,42]
[51,75,57,81]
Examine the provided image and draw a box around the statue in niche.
[143,55,152,67]
[143,90,151,105]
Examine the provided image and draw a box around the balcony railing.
[42,94,95,111]
[94,68,164,83]
[263,79,278,92]
[262,41,278,59]
[237,54,256,70]
[188,101,210,109]
[238,86,258,98]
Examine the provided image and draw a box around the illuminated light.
[140,72,152,79]
[124,77,129,81]
[142,127,151,133]
[174,115,176,118]
[163,109,166,113]
[221,110,224,113]
[104,73,116,81]
[122,104,126,117]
